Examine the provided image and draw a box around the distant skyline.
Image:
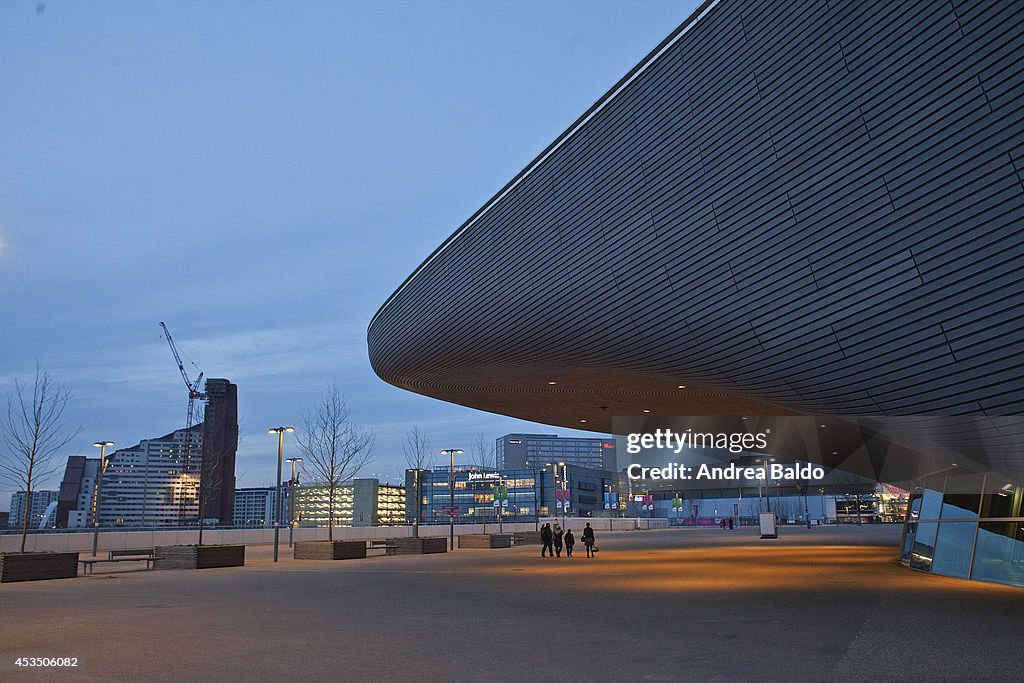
[0,0,701,510]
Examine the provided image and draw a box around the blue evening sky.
[0,0,700,509]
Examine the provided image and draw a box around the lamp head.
[268,426,295,435]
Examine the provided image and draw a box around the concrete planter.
[293,540,367,560]
[459,534,512,549]
[389,537,448,554]
[155,545,245,569]
[0,552,79,583]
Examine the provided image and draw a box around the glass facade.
[900,467,1024,588]
[496,434,616,471]
[292,479,406,528]
[407,464,617,524]
[411,466,539,525]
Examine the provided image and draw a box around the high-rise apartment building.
[201,378,238,525]
[60,425,204,527]
[55,378,238,528]
[8,490,60,529]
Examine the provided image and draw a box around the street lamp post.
[757,456,775,513]
[440,449,463,550]
[497,472,504,534]
[268,427,294,562]
[560,462,568,527]
[802,482,812,529]
[91,441,114,557]
[285,457,302,547]
[535,466,543,531]
[546,461,568,527]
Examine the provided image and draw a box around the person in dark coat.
[564,528,575,557]
[582,522,596,558]
[540,522,554,557]
[553,524,564,557]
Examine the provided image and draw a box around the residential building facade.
[8,490,60,529]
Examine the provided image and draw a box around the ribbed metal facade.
[368,0,1024,432]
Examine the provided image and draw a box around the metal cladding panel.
[367,0,1024,431]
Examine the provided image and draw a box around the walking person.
[541,522,554,558]
[564,528,575,557]
[553,524,564,558]
[582,522,596,558]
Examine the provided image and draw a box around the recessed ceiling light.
[819,424,826,428]
[547,381,558,385]
[677,385,686,389]
[642,409,651,413]
[579,419,587,423]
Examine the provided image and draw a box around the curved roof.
[368,0,1024,448]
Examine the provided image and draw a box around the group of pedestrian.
[540,522,597,558]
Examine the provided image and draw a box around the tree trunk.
[20,456,36,553]
[413,471,420,539]
[197,482,205,546]
[328,485,334,542]
[20,488,32,553]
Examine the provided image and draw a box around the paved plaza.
[2,525,1023,681]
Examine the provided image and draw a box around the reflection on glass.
[907,490,923,521]
[940,494,981,518]
[909,522,938,571]
[900,522,917,565]
[931,522,975,578]
[979,482,1023,519]
[920,488,942,521]
[971,521,1024,586]
[940,471,984,518]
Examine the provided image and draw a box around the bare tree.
[774,497,800,524]
[402,426,432,538]
[296,386,375,542]
[0,365,80,553]
[471,432,497,470]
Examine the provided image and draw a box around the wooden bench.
[108,549,155,560]
[367,540,398,555]
[80,557,161,574]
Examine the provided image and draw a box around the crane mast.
[159,322,207,525]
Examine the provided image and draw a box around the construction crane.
[159,321,206,525]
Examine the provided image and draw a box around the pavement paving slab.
[2,525,1021,682]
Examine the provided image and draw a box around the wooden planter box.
[459,534,512,549]
[389,537,448,554]
[155,545,245,569]
[0,552,79,583]
[293,540,366,560]
[512,531,542,545]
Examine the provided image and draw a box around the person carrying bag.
[582,522,597,558]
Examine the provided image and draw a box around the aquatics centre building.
[368,0,1024,586]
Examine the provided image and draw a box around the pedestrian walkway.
[1,526,1020,681]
